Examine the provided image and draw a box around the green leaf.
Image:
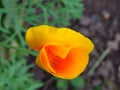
[94,86,102,90]
[70,76,85,88]
[0,54,43,89]
[56,79,68,90]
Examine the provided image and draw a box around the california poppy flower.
[26,25,94,79]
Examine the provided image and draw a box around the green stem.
[0,42,37,56]
[87,48,111,77]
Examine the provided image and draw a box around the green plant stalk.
[0,42,37,56]
[87,47,111,77]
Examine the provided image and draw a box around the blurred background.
[0,0,120,90]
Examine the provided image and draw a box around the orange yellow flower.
[26,25,94,79]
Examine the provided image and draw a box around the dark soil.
[80,0,120,90]
[28,0,120,90]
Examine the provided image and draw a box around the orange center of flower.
[44,43,71,74]
[38,42,89,79]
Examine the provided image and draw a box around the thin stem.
[43,78,54,90]
[0,42,38,56]
[87,47,111,77]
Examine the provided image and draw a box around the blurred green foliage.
[56,76,85,90]
[56,78,68,90]
[0,53,43,90]
[0,0,83,46]
[0,0,84,89]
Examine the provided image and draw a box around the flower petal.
[26,25,94,53]
[50,47,89,79]
[36,42,89,79]
[35,46,56,74]
[26,25,57,50]
[35,42,71,75]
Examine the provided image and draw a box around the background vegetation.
[1,0,119,90]
[0,0,84,90]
